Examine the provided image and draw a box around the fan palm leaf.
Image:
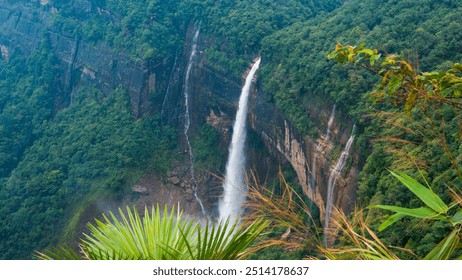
[37,204,268,260]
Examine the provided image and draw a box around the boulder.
[132,185,148,195]
[168,176,180,185]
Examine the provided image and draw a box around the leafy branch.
[327,43,462,112]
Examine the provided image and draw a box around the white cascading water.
[323,125,355,246]
[311,106,335,192]
[219,57,261,222]
[182,26,206,216]
[325,105,335,140]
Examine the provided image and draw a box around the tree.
[327,43,462,112]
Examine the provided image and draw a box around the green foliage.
[328,37,462,258]
[309,2,462,256]
[192,124,223,169]
[37,205,269,260]
[201,0,342,76]
[0,83,176,259]
[260,0,462,133]
[248,8,461,258]
[49,0,199,60]
[0,45,58,178]
[328,43,462,112]
[370,171,462,260]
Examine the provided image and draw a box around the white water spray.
[219,58,261,222]
[182,26,206,216]
[323,125,355,246]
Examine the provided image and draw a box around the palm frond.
[191,218,270,260]
[80,205,197,260]
[35,246,82,260]
[37,204,268,260]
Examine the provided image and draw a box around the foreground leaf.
[372,205,443,220]
[452,210,462,226]
[377,213,406,231]
[36,246,82,260]
[37,205,269,260]
[390,171,449,214]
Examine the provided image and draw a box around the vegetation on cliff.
[0,48,177,259]
[324,44,461,259]
[257,0,462,258]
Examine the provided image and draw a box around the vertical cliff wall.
[0,1,174,118]
[249,88,358,221]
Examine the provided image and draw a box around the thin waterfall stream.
[182,25,206,216]
[311,105,335,193]
[323,125,355,246]
[219,57,261,222]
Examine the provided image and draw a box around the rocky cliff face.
[249,87,358,220]
[0,1,170,117]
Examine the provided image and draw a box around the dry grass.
[243,169,323,255]
[244,170,415,260]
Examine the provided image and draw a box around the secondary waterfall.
[311,106,335,192]
[219,57,261,222]
[182,26,206,216]
[325,105,335,140]
[323,125,355,246]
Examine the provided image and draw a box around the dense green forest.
[0,43,176,258]
[0,0,461,259]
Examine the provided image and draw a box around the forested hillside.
[0,50,176,258]
[259,0,462,257]
[0,0,461,259]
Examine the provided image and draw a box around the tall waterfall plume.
[219,57,261,222]
[182,25,206,216]
[323,125,355,246]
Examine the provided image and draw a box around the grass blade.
[424,228,460,260]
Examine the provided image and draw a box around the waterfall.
[182,26,206,216]
[323,125,355,246]
[311,106,335,192]
[219,57,261,222]
[325,105,336,141]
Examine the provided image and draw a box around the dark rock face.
[0,1,162,117]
